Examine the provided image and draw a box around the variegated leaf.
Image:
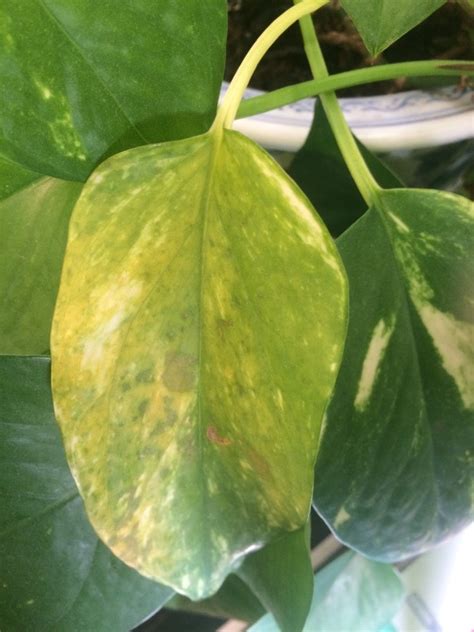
[0,156,82,354]
[313,188,474,560]
[169,525,312,630]
[51,129,347,599]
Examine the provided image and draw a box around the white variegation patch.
[334,505,351,528]
[252,152,323,241]
[387,211,409,234]
[34,77,52,101]
[392,230,474,410]
[354,316,396,411]
[81,310,127,368]
[417,303,473,409]
[249,148,344,274]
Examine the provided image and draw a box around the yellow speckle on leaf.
[46,96,87,162]
[33,78,53,101]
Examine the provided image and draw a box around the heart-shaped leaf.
[249,551,404,632]
[340,0,445,56]
[0,0,227,180]
[51,129,348,598]
[0,356,173,631]
[313,188,474,560]
[0,157,82,354]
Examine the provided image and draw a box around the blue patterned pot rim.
[222,83,473,151]
[221,83,473,128]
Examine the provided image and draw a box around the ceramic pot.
[223,83,473,153]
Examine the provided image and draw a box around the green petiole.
[237,60,474,119]
[294,0,381,206]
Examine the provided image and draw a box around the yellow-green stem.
[294,1,381,206]
[214,0,328,131]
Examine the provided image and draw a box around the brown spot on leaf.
[216,318,234,340]
[162,352,196,392]
[248,447,272,479]
[206,426,232,446]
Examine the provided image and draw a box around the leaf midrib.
[35,0,149,146]
[47,541,99,632]
[195,129,223,582]
[0,490,78,538]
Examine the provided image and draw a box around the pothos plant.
[0,0,472,630]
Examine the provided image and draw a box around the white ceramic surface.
[221,83,474,153]
[393,523,474,632]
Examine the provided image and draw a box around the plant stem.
[213,0,328,131]
[237,60,474,119]
[294,1,380,206]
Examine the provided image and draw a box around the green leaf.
[0,154,41,201]
[237,526,313,632]
[168,574,265,623]
[0,3,227,351]
[0,355,173,632]
[289,101,402,238]
[340,0,445,56]
[314,188,474,560]
[0,0,227,180]
[51,129,348,598]
[249,551,404,632]
[170,527,312,629]
[0,157,82,354]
